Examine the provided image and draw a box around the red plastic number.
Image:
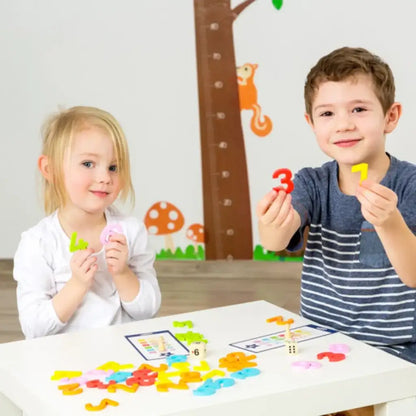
[272,168,294,193]
[316,351,346,362]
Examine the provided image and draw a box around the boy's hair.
[304,47,395,119]
[40,106,135,214]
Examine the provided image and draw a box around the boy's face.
[62,126,121,216]
[305,74,399,168]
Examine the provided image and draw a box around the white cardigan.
[13,207,161,338]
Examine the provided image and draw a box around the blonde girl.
[13,106,161,338]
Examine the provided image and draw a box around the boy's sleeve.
[286,168,315,252]
[397,169,416,233]
[13,231,66,338]
[120,219,161,320]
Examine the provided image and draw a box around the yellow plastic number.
[351,163,368,183]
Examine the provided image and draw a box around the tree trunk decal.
[194,0,282,260]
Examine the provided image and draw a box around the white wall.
[1,0,416,258]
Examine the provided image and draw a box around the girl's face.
[305,74,395,168]
[62,126,121,216]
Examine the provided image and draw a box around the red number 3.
[272,168,294,194]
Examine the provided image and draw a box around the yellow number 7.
[351,163,368,183]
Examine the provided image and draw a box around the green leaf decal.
[272,0,283,10]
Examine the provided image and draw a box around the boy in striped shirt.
[257,47,416,366]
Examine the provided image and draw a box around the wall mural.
[194,0,281,260]
[144,0,302,262]
[144,202,205,260]
[237,63,273,137]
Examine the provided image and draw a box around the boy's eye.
[109,165,118,172]
[319,111,333,117]
[82,161,93,168]
[353,107,366,113]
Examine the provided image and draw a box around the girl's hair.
[304,47,395,119]
[40,106,135,214]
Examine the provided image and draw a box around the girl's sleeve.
[121,219,161,320]
[13,231,66,338]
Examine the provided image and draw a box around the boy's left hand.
[355,179,398,227]
[105,233,129,276]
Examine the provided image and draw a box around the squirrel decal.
[237,63,273,137]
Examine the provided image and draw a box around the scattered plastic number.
[328,343,350,354]
[51,370,82,380]
[85,398,119,411]
[58,383,83,395]
[166,354,188,366]
[173,320,194,328]
[193,377,235,396]
[230,368,261,379]
[266,315,294,326]
[317,351,346,362]
[291,360,322,370]
[219,352,257,372]
[107,383,138,393]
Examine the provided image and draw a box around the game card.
[125,330,189,361]
[230,324,336,353]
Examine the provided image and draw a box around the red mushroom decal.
[186,223,205,250]
[144,201,185,253]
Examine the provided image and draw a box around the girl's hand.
[356,179,399,228]
[105,233,129,276]
[70,248,97,289]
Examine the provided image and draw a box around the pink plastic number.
[100,224,123,245]
[272,168,294,193]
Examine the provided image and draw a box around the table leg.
[374,397,416,416]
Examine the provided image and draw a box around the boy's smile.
[334,138,362,148]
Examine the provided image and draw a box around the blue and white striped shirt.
[289,155,416,363]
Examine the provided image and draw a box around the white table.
[0,300,416,416]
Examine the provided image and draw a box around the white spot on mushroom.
[148,225,158,234]
[160,201,167,209]
[149,209,159,219]
[169,210,179,221]
[186,230,193,238]
[167,222,175,230]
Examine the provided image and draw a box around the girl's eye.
[82,161,93,168]
[109,165,118,172]
[353,107,366,113]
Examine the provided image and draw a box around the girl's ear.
[385,102,402,133]
[38,155,51,181]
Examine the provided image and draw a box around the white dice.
[189,341,206,360]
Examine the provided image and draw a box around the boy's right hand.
[257,189,294,228]
[256,189,298,251]
[69,248,97,289]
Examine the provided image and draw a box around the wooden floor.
[0,259,301,343]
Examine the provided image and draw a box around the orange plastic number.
[272,168,294,193]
